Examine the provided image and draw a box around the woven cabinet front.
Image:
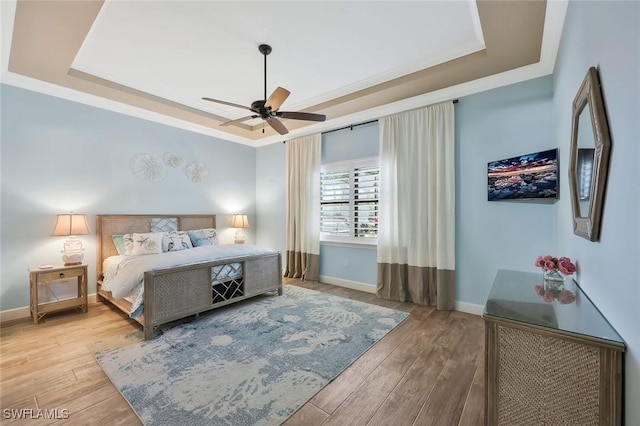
[497,325,600,425]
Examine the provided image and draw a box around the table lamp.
[51,213,90,265]
[230,214,249,244]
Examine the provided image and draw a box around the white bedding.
[101,244,275,317]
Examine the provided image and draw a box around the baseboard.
[0,306,31,323]
[455,301,484,316]
[319,275,484,316]
[0,294,98,323]
[318,275,377,294]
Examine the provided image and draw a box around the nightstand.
[29,264,88,324]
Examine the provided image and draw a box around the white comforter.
[101,244,275,299]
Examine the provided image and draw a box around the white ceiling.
[1,1,568,146]
[71,1,484,122]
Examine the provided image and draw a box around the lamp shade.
[229,214,250,228]
[51,213,90,236]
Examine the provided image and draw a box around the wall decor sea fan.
[186,162,207,183]
[133,153,166,181]
[164,152,185,168]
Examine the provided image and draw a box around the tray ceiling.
[2,1,567,146]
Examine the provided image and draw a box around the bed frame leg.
[144,325,154,341]
[278,286,284,296]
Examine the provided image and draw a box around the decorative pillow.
[111,235,127,255]
[122,233,135,255]
[187,228,219,247]
[130,232,164,256]
[163,231,194,252]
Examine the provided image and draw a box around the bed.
[96,214,283,340]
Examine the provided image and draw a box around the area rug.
[94,285,409,426]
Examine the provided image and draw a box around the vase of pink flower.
[534,255,577,287]
[543,269,565,284]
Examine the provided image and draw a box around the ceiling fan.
[202,44,326,135]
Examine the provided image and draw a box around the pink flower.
[558,289,576,304]
[533,284,544,295]
[542,292,554,303]
[558,258,576,275]
[535,255,576,274]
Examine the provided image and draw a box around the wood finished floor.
[0,280,484,425]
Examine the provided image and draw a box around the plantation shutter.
[354,165,379,237]
[320,169,350,235]
[320,158,379,239]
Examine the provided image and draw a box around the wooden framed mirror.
[568,67,611,241]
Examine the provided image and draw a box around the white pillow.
[163,231,194,252]
[130,232,164,256]
[122,233,134,255]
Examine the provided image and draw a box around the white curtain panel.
[377,102,456,309]
[284,134,321,281]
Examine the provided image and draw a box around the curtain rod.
[283,99,458,141]
[322,119,377,135]
[321,99,459,135]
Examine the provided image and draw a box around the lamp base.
[61,243,85,266]
[234,230,245,244]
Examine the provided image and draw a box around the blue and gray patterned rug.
[95,285,409,426]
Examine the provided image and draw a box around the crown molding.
[1,1,568,148]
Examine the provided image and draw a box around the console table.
[483,269,625,425]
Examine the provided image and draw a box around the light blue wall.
[320,121,379,285]
[455,76,556,305]
[255,141,286,255]
[319,244,377,284]
[551,1,640,422]
[0,84,256,311]
[322,121,378,163]
[256,121,379,285]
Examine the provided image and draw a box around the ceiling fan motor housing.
[250,100,270,118]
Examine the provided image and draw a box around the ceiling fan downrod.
[258,44,272,102]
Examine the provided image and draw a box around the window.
[320,157,379,243]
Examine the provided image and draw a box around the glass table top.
[483,269,625,347]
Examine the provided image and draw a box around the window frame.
[320,156,379,246]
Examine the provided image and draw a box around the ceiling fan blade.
[264,87,290,111]
[220,115,259,127]
[277,111,326,122]
[202,97,253,112]
[266,117,289,135]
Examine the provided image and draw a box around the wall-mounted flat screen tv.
[488,148,558,201]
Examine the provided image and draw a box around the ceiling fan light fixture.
[202,43,326,136]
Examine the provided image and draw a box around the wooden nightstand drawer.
[36,267,84,282]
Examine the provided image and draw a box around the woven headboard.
[96,214,216,279]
